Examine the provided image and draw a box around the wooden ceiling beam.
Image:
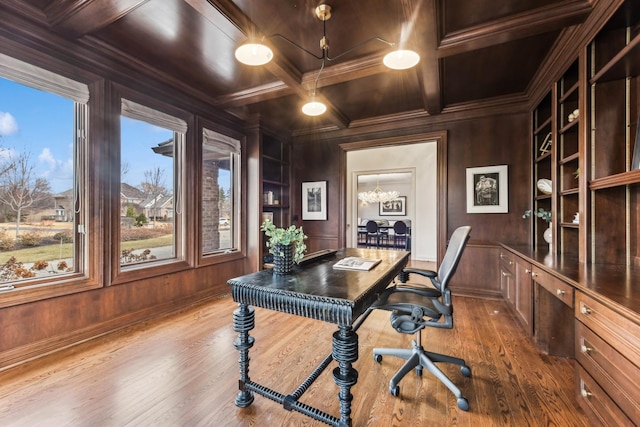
[191,0,349,129]
[437,0,592,57]
[403,0,442,114]
[45,0,149,38]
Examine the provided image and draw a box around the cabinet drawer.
[575,292,640,366]
[499,250,514,271]
[576,322,640,422]
[532,267,573,307]
[576,365,634,426]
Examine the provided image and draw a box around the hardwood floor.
[0,282,590,426]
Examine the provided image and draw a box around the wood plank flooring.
[0,286,590,426]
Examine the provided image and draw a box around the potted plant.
[261,220,307,274]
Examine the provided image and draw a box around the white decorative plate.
[537,179,552,195]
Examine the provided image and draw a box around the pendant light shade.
[383,49,420,70]
[302,98,327,116]
[235,4,419,116]
[235,42,273,66]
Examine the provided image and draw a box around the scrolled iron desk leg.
[332,325,358,427]
[233,303,255,407]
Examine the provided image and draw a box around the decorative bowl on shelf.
[537,179,552,195]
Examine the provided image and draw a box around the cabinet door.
[499,251,515,305]
[514,256,533,336]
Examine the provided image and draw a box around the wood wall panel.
[0,260,243,370]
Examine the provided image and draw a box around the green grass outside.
[1,234,174,264]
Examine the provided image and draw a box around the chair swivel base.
[373,340,471,411]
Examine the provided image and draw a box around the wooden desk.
[227,248,410,426]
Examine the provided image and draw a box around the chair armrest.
[398,268,436,283]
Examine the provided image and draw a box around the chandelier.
[234,4,420,116]
[358,178,399,204]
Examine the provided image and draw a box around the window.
[119,99,186,268]
[0,54,88,293]
[201,129,241,255]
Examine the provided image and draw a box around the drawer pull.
[580,387,592,398]
[525,268,531,274]
[501,271,511,277]
[556,289,565,296]
[499,254,513,265]
[580,303,591,315]
[580,344,592,354]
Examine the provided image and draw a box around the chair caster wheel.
[374,354,382,363]
[415,366,422,376]
[461,365,471,377]
[457,397,469,411]
[390,385,400,397]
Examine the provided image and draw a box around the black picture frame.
[632,112,640,170]
[302,181,327,220]
[379,196,406,216]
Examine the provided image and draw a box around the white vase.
[543,222,552,250]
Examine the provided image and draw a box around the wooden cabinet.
[513,256,533,336]
[575,291,640,425]
[532,267,574,357]
[499,249,533,336]
[587,0,640,266]
[499,250,515,305]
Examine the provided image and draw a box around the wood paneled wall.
[291,113,532,293]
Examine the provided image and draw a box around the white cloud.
[0,112,18,136]
[38,147,56,169]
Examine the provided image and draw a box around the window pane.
[202,129,240,255]
[0,77,81,287]
[120,113,181,267]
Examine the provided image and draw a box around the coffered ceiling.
[11,0,593,135]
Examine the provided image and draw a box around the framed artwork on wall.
[466,165,508,213]
[632,112,640,170]
[302,181,327,220]
[379,196,406,216]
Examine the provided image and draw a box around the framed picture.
[302,181,327,220]
[632,112,640,170]
[466,165,508,213]
[261,211,273,224]
[379,196,406,216]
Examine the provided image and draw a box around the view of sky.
[0,77,174,194]
[0,77,74,194]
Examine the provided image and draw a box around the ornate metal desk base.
[233,302,359,427]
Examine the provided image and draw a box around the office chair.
[372,225,472,410]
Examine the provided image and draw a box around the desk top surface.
[228,248,410,324]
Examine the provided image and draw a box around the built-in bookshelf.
[261,134,290,260]
[587,0,640,266]
[532,92,553,249]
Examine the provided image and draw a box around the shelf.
[559,118,578,134]
[559,188,579,196]
[559,152,579,165]
[263,179,289,186]
[559,81,579,103]
[263,154,288,164]
[589,169,640,190]
[534,117,552,134]
[535,194,552,201]
[263,204,289,209]
[536,151,552,163]
[559,222,580,229]
[590,32,640,84]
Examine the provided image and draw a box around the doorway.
[345,142,438,261]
